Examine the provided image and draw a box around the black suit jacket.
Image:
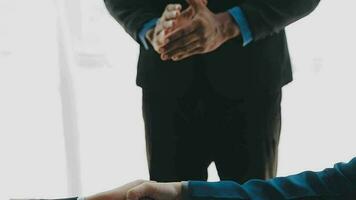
[104,0,320,98]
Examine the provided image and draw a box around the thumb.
[127,182,157,200]
[186,0,204,11]
[180,6,195,19]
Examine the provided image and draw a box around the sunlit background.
[0,0,355,199]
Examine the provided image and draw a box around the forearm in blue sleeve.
[186,158,356,200]
[227,7,253,46]
[138,18,159,50]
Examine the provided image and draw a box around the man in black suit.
[103,0,320,183]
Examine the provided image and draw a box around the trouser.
[142,64,282,183]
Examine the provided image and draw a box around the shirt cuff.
[181,181,192,200]
[228,7,253,46]
[138,18,159,50]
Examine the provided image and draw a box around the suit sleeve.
[185,158,356,200]
[103,0,161,42]
[238,0,321,41]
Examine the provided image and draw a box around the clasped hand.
[146,0,240,62]
[86,180,182,200]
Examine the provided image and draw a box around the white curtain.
[0,0,355,199]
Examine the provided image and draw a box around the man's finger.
[165,4,182,12]
[179,0,207,19]
[162,39,202,60]
[157,4,182,34]
[164,10,180,20]
[172,46,203,61]
[158,4,182,32]
[168,40,201,58]
[165,23,197,43]
[155,19,176,37]
[186,0,204,11]
[162,20,175,29]
[180,6,195,19]
[156,30,170,48]
[161,31,200,54]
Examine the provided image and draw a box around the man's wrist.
[139,18,159,50]
[216,12,240,42]
[227,7,253,46]
[180,181,190,200]
[145,28,155,44]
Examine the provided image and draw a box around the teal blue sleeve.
[186,158,356,200]
[227,7,253,46]
[138,18,159,50]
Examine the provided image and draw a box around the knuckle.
[166,4,172,9]
[167,12,173,18]
[174,11,179,17]
[163,21,169,27]
[154,46,160,52]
